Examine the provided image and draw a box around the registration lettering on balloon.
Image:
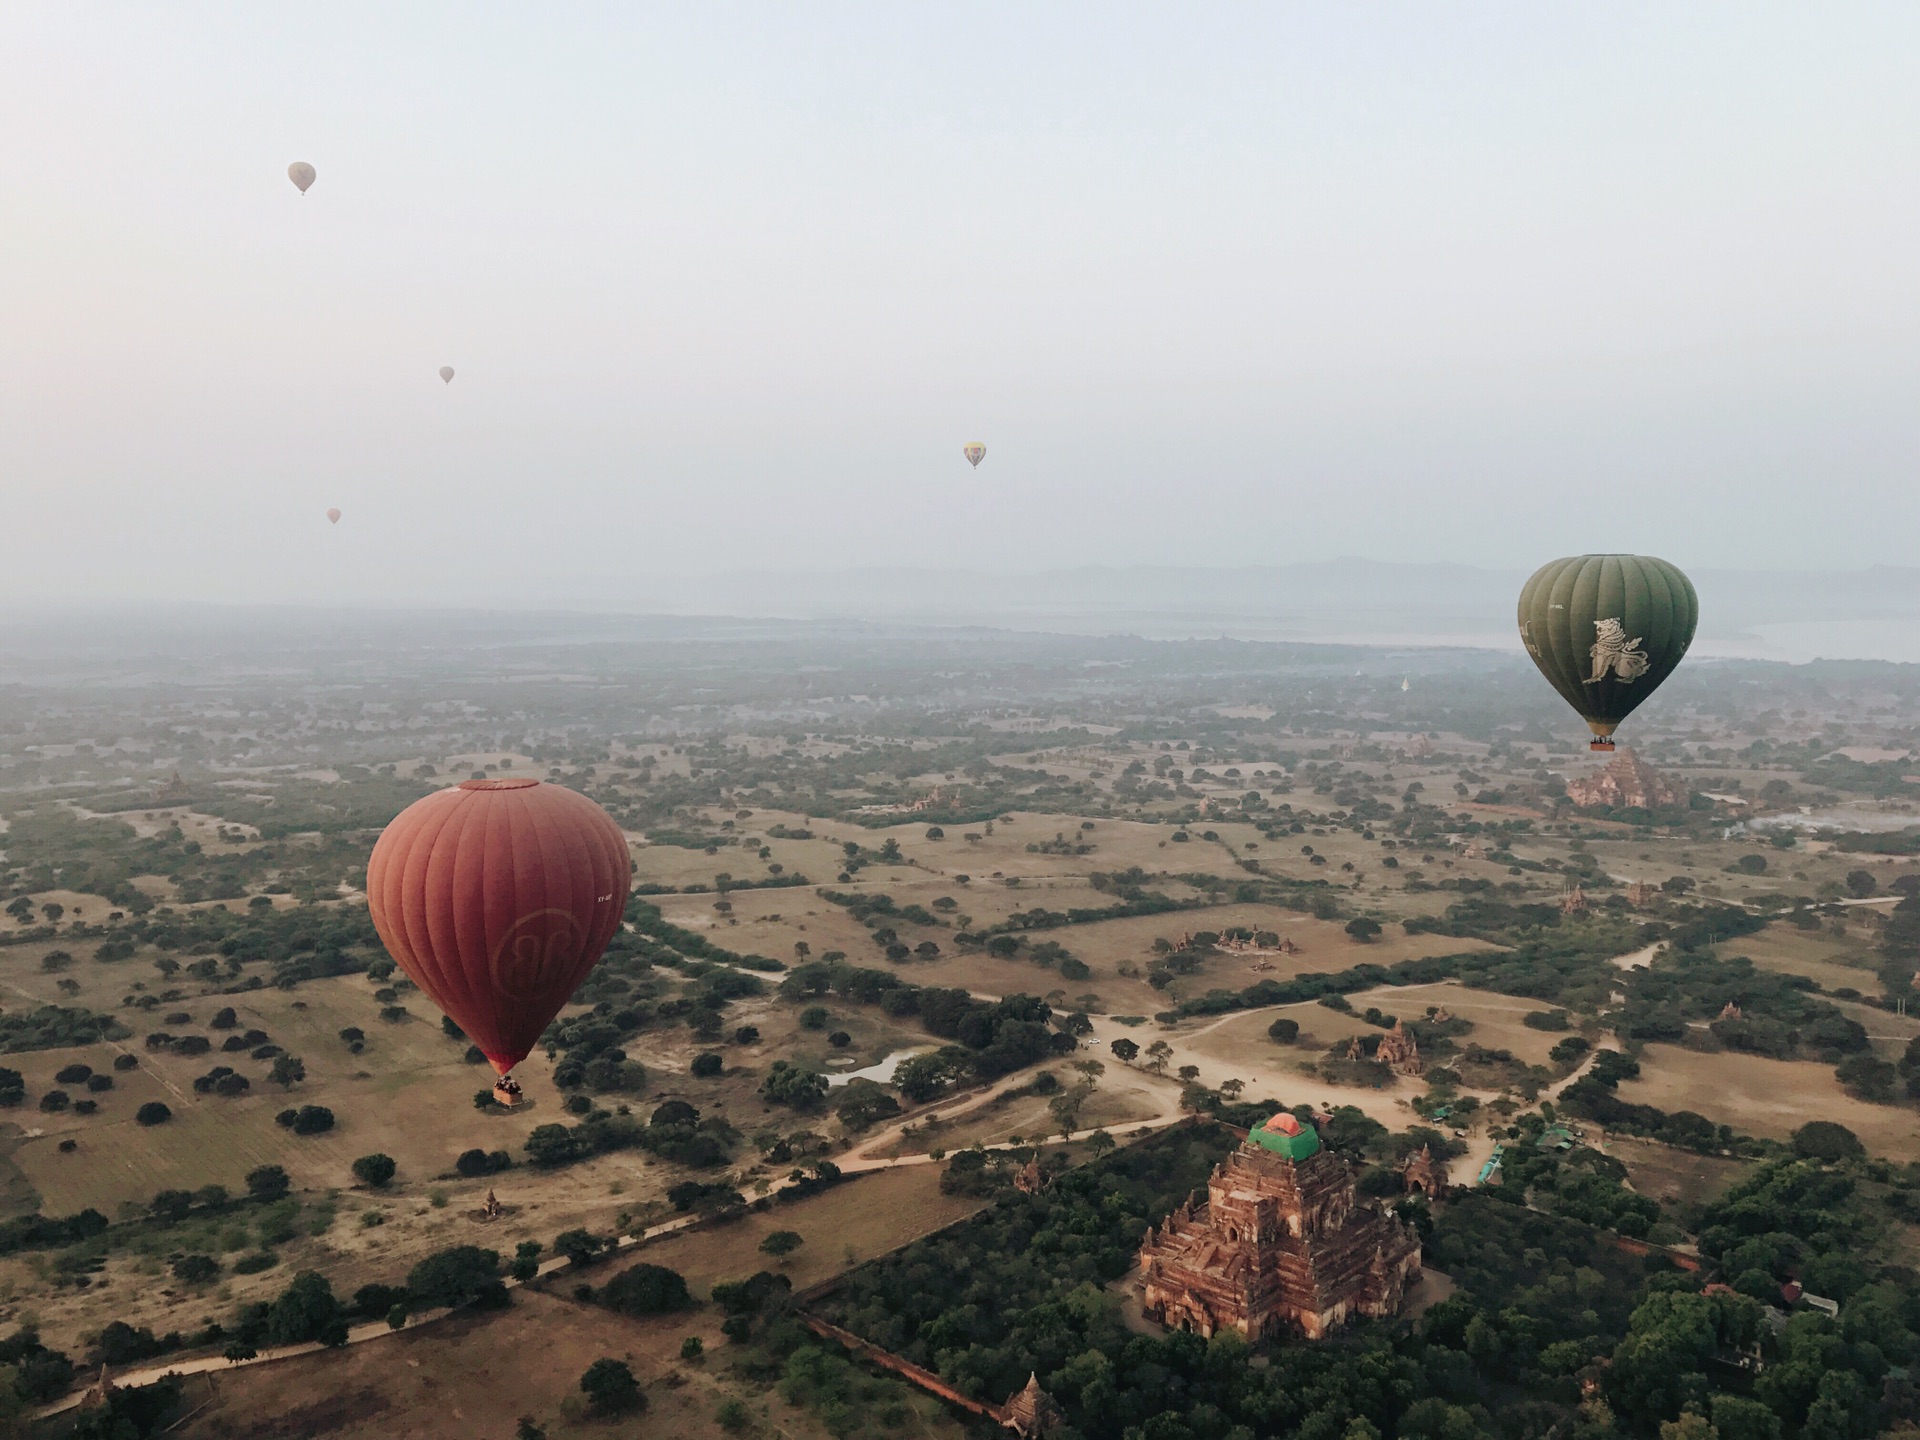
[1585,618,1651,684]
[491,909,587,1002]
[1519,621,1543,659]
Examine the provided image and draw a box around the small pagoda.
[1000,1373,1067,1437]
[1135,1113,1422,1341]
[1400,1145,1449,1201]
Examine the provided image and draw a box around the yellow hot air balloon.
[439,366,454,384]
[963,443,986,468]
[326,508,341,525]
[288,162,316,194]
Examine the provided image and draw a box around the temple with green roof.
[1135,1112,1422,1341]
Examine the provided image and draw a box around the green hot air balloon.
[1517,554,1697,751]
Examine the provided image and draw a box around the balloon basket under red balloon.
[491,1082,524,1108]
[1590,740,1615,752]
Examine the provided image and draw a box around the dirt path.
[1609,942,1663,972]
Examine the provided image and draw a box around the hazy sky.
[3,5,1918,607]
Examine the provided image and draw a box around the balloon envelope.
[1517,554,1697,747]
[325,508,341,525]
[963,443,986,468]
[288,162,316,194]
[439,366,454,384]
[366,779,631,1074]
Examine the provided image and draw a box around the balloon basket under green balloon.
[1590,740,1615,751]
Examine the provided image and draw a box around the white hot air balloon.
[439,366,454,384]
[288,162,316,195]
[326,508,341,525]
[962,442,986,468]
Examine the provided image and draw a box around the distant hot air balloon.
[439,366,454,384]
[366,779,631,1103]
[326,508,341,525]
[288,162,316,194]
[963,443,986,468]
[1517,554,1697,751]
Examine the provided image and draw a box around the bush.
[135,1101,172,1127]
[455,1148,513,1178]
[38,1090,70,1113]
[275,1105,335,1136]
[232,1251,278,1274]
[112,1054,139,1071]
[54,1063,92,1085]
[172,1254,219,1284]
[580,1357,645,1416]
[1266,1017,1300,1044]
[691,1052,724,1078]
[351,1154,397,1188]
[86,1074,113,1093]
[1523,1010,1572,1031]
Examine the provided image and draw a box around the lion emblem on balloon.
[1585,618,1651,684]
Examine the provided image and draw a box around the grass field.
[1729,921,1886,998]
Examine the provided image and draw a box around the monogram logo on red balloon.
[490,908,587,1002]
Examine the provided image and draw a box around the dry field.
[174,1152,987,1438]
[1619,1044,1920,1160]
[1608,1139,1748,1218]
[173,1288,961,1440]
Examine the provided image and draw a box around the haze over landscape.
[8,8,1920,1440]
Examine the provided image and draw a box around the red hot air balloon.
[366,779,630,1104]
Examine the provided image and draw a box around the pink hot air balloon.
[326,508,341,525]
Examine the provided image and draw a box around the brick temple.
[1136,1114,1422,1341]
[1564,747,1687,811]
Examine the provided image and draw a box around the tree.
[1144,1040,1172,1075]
[759,1061,828,1110]
[1846,868,1878,898]
[600,1262,692,1316]
[1791,1120,1864,1163]
[579,1358,644,1417]
[1267,1017,1301,1044]
[351,1154,397,1188]
[510,1240,543,1283]
[759,1230,803,1260]
[1110,1037,1140,1064]
[1087,1130,1117,1158]
[525,1123,579,1168]
[691,1052,724,1078]
[247,1165,291,1203]
[552,1228,605,1268]
[266,1271,347,1347]
[1177,1065,1200,1084]
[269,1055,306,1088]
[1220,1077,1246,1100]
[407,1245,503,1308]
[135,1101,172,1127]
[893,1053,951,1103]
[1345,918,1383,943]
